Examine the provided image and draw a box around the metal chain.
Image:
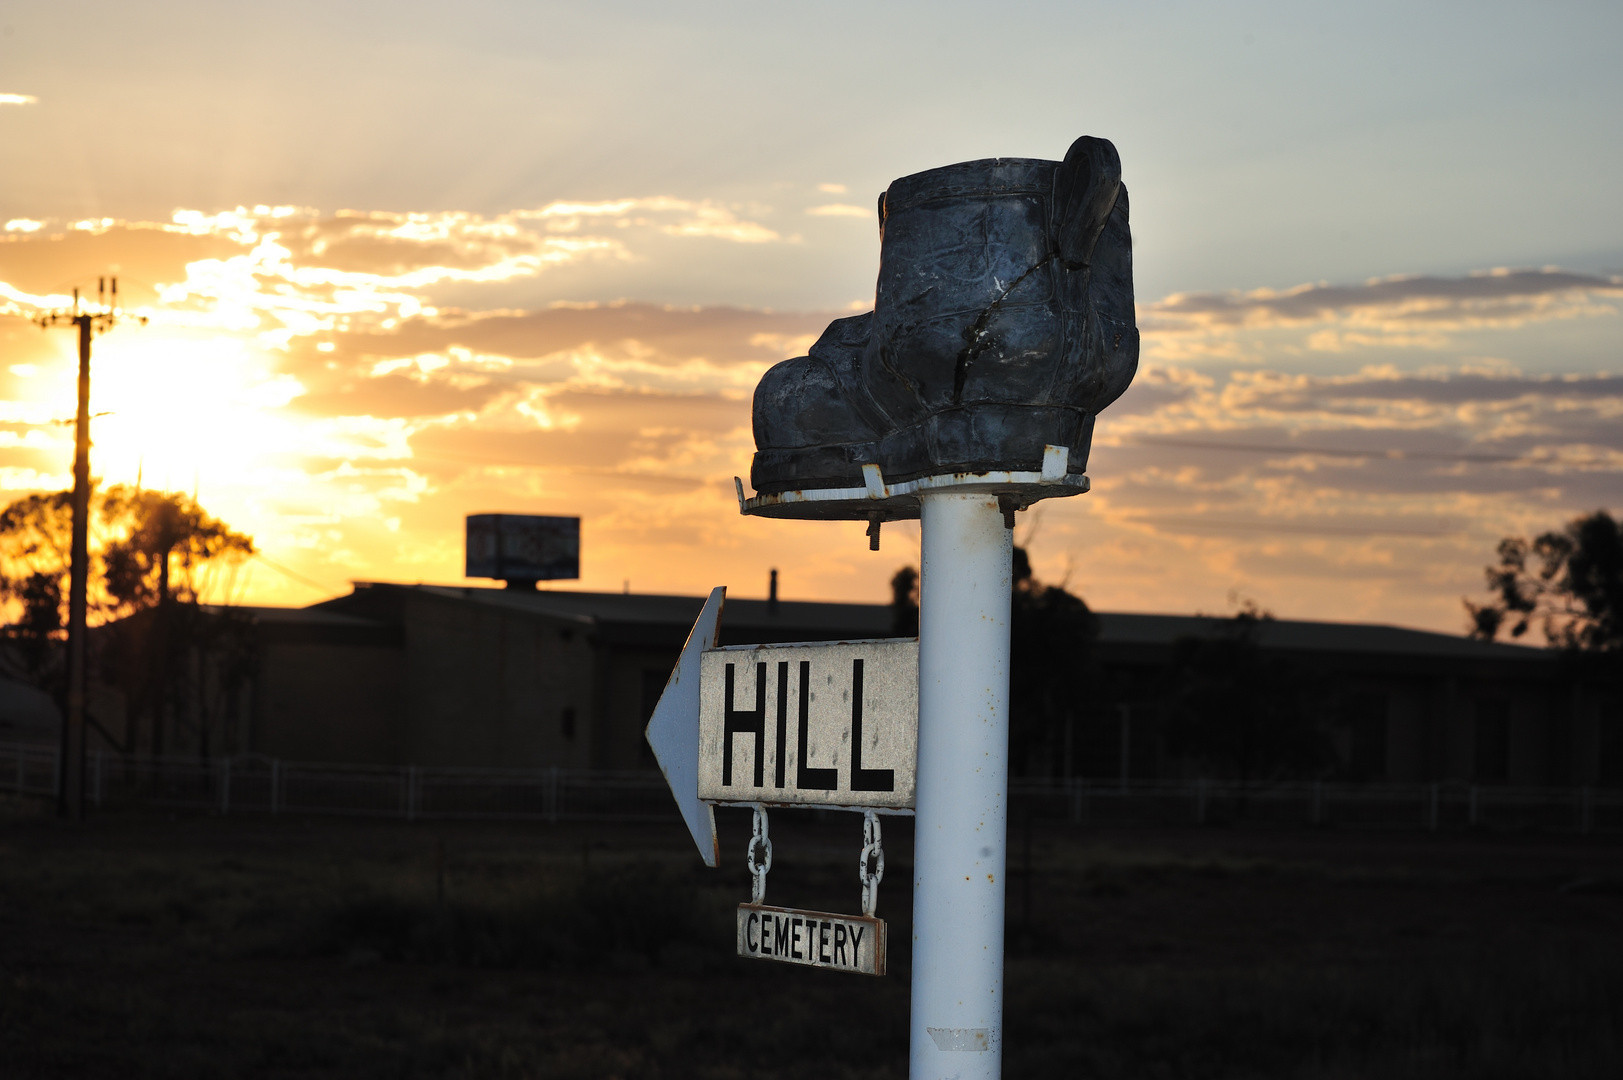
[747,803,773,904]
[859,810,885,916]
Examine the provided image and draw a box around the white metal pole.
[911,492,1012,1078]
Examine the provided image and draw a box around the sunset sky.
[2,0,1621,635]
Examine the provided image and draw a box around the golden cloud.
[3,206,1619,630]
[1142,268,1623,362]
[805,204,872,218]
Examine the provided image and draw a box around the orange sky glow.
[2,204,1619,636]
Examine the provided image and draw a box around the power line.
[251,552,343,597]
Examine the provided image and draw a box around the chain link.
[747,803,773,904]
[859,810,884,916]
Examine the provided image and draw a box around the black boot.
[749,135,1137,498]
[749,313,884,494]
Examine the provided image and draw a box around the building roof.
[330,582,893,648]
[200,604,402,647]
[209,605,385,627]
[308,581,1551,665]
[1096,612,1551,664]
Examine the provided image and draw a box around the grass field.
[1,795,1620,1078]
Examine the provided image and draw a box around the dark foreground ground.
[1,796,1620,1079]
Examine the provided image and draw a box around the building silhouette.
[75,582,1622,787]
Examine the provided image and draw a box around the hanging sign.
[697,639,918,810]
[646,597,899,976]
[737,904,886,976]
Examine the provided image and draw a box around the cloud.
[0,93,37,106]
[267,302,829,430]
[294,371,510,420]
[1149,268,1623,329]
[408,389,745,477]
[1236,370,1623,409]
[1109,364,1623,450]
[1142,268,1623,362]
[4,208,1618,633]
[806,204,872,218]
[1087,360,1623,564]
[326,302,826,366]
[0,199,790,352]
[516,198,780,244]
[0,223,266,316]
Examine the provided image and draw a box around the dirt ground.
[1,796,1620,1078]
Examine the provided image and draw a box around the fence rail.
[1,742,1619,833]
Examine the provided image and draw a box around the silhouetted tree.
[99,486,254,614]
[98,487,254,758]
[887,548,1099,775]
[0,485,255,756]
[1007,547,1099,776]
[890,566,918,636]
[1467,510,1623,651]
[0,491,76,690]
[1162,603,1330,786]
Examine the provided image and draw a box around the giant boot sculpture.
[750,135,1137,496]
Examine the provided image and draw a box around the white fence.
[1,741,1618,833]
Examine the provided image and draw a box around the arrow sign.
[645,585,725,867]
[698,639,918,810]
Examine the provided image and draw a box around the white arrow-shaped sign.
[645,585,724,867]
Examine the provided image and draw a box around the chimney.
[768,568,779,615]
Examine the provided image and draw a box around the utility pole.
[35,278,143,820]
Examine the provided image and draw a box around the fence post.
[16,744,25,792]
[405,765,417,822]
[271,759,281,816]
[92,750,102,809]
[52,743,60,798]
[1428,783,1439,832]
[220,757,231,815]
[547,766,560,825]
